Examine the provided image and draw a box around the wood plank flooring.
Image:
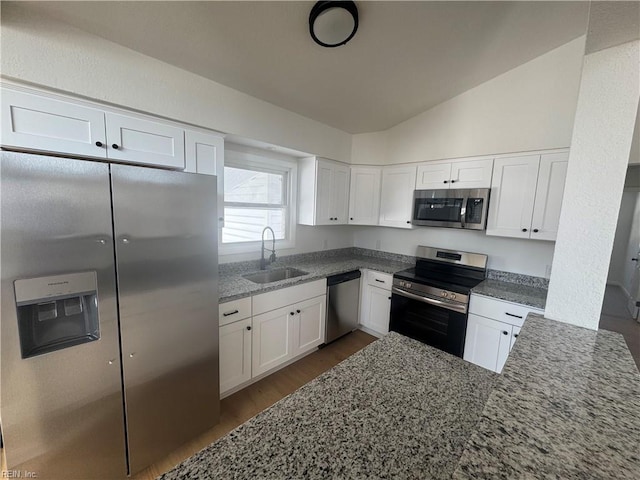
[0,330,376,480]
[599,284,640,371]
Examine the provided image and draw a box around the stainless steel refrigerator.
[0,151,220,478]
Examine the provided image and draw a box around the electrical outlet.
[545,265,552,279]
[375,239,381,250]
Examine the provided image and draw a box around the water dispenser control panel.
[15,271,100,359]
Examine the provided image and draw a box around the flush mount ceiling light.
[309,1,359,48]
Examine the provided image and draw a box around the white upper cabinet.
[486,155,540,239]
[416,158,493,190]
[1,85,228,172]
[298,157,350,226]
[348,166,381,225]
[184,130,225,225]
[529,152,569,241]
[487,151,568,241]
[379,165,417,229]
[415,162,452,189]
[1,88,108,158]
[105,112,185,169]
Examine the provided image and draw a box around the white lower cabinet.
[219,317,252,394]
[463,314,513,373]
[252,305,294,377]
[359,270,392,336]
[252,295,326,377]
[463,294,543,373]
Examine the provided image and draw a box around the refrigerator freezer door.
[0,152,127,479]
[110,164,219,474]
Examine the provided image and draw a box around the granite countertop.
[158,314,640,479]
[453,313,640,479]
[219,254,412,303]
[159,332,497,480]
[471,279,548,310]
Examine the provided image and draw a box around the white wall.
[608,190,640,285]
[219,225,354,264]
[349,38,586,277]
[0,2,352,162]
[621,195,640,297]
[353,226,555,277]
[546,40,640,330]
[350,37,585,166]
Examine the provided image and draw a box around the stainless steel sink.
[242,267,308,284]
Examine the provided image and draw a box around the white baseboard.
[358,325,385,338]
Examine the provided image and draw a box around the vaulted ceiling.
[13,1,590,133]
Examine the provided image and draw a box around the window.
[221,148,297,253]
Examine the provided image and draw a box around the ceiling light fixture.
[309,1,359,48]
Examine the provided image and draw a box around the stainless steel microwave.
[412,188,490,230]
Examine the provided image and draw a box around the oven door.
[389,287,468,357]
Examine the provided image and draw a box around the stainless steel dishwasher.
[325,270,362,344]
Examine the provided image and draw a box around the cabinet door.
[252,306,294,376]
[292,295,326,356]
[509,325,522,352]
[362,285,391,335]
[219,318,252,395]
[416,162,452,190]
[463,314,512,373]
[331,163,350,224]
[486,155,540,239]
[314,160,334,225]
[105,112,185,169]
[185,130,225,227]
[530,152,569,241]
[379,165,417,229]
[1,88,107,158]
[348,167,381,225]
[450,158,494,189]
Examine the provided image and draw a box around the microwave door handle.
[460,197,468,228]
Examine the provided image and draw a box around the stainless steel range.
[389,246,488,357]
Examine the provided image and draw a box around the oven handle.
[391,287,468,314]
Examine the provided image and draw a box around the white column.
[545,40,640,330]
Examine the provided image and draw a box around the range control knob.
[441,291,448,298]
[450,293,456,300]
[405,282,412,289]
[398,281,405,287]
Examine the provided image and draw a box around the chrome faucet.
[260,226,277,270]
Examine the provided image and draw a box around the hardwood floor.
[0,329,376,480]
[599,284,640,371]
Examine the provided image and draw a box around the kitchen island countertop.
[159,332,497,479]
[453,313,640,479]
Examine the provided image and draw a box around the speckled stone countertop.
[159,332,497,480]
[453,313,640,479]
[219,250,413,303]
[471,279,548,310]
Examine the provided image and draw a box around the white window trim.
[219,148,297,256]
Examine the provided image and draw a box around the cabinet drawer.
[252,279,327,316]
[366,270,393,290]
[219,297,252,326]
[469,294,543,327]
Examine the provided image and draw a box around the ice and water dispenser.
[15,271,100,359]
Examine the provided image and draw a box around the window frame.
[219,148,297,256]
